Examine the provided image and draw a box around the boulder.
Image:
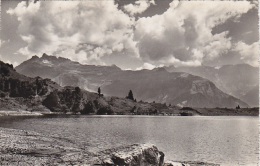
[100,144,165,166]
[164,161,220,166]
[164,161,190,166]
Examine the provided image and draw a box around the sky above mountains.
[0,0,258,70]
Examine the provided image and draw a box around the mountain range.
[165,64,259,107]
[15,54,250,108]
[0,60,181,115]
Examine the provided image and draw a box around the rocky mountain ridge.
[165,64,259,107]
[16,54,249,108]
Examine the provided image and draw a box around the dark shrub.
[97,106,114,115]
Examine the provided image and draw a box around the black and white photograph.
[0,0,259,165]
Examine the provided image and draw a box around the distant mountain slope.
[165,64,259,106]
[16,54,248,108]
[0,60,60,98]
[240,85,259,107]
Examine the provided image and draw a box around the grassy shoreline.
[0,106,258,117]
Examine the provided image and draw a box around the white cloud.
[6,0,257,69]
[233,41,259,67]
[4,60,18,67]
[7,1,138,65]
[201,32,232,60]
[160,56,202,67]
[0,39,10,48]
[124,0,155,16]
[136,62,156,70]
[134,1,254,67]
[0,39,10,61]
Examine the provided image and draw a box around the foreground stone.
[164,161,219,166]
[95,144,164,165]
[0,127,219,166]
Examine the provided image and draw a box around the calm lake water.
[0,115,258,165]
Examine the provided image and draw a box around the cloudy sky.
[0,0,258,70]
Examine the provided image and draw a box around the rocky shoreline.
[0,105,259,117]
[0,110,43,116]
[0,127,219,166]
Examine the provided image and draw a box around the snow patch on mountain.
[214,66,222,69]
[180,73,189,78]
[177,101,187,107]
[42,60,53,67]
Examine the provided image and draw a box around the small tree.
[75,87,81,94]
[98,87,101,96]
[126,90,134,100]
[236,105,240,109]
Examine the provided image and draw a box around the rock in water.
[164,161,190,166]
[164,161,220,166]
[101,144,165,166]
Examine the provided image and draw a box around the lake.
[0,115,258,165]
